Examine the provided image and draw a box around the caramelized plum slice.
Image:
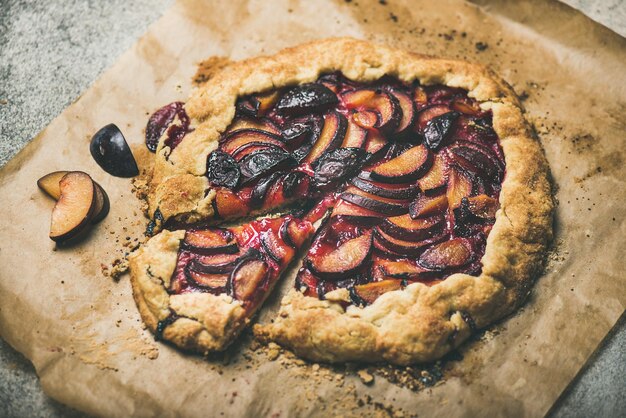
[239,147,296,185]
[49,172,97,243]
[145,102,185,152]
[409,194,448,219]
[373,228,446,257]
[221,129,285,155]
[449,142,503,182]
[352,110,378,129]
[228,258,269,302]
[418,238,474,270]
[226,117,280,136]
[451,99,482,116]
[342,89,401,133]
[418,153,448,192]
[388,89,415,135]
[37,170,68,200]
[303,111,347,164]
[280,218,314,249]
[331,199,386,219]
[307,231,373,279]
[364,130,388,155]
[379,214,444,242]
[276,83,338,116]
[423,111,459,149]
[250,171,283,209]
[231,143,282,162]
[466,194,499,219]
[374,258,429,279]
[413,86,428,108]
[351,174,418,200]
[312,147,366,190]
[206,151,240,189]
[260,229,290,264]
[255,91,281,116]
[351,279,403,306]
[185,266,229,291]
[340,187,410,216]
[281,115,323,147]
[370,144,431,183]
[214,189,247,219]
[182,228,239,255]
[447,168,473,209]
[342,117,368,148]
[282,171,311,199]
[416,105,451,131]
[90,124,139,178]
[191,253,243,274]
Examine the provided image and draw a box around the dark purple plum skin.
[423,111,459,149]
[145,102,185,152]
[206,151,241,189]
[276,84,339,116]
[90,123,139,178]
[239,148,296,185]
[312,147,366,189]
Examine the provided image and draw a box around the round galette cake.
[129,38,553,364]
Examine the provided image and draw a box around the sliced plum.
[250,171,283,209]
[451,99,482,116]
[351,174,418,200]
[370,144,431,183]
[37,170,68,200]
[280,218,313,249]
[91,182,111,224]
[423,111,459,150]
[379,214,444,242]
[145,102,185,152]
[342,89,401,133]
[90,124,139,178]
[307,231,373,279]
[373,228,446,257]
[185,266,229,292]
[417,238,475,270]
[281,115,324,148]
[260,229,291,264]
[374,258,430,279]
[213,189,247,219]
[227,258,269,302]
[447,168,473,209]
[465,194,499,220]
[331,199,387,219]
[363,130,388,155]
[409,193,448,219]
[417,105,451,130]
[282,171,311,199]
[239,147,296,185]
[276,83,338,116]
[417,153,448,192]
[206,150,241,189]
[221,129,286,155]
[340,186,410,216]
[182,228,239,255]
[352,110,379,130]
[342,117,368,148]
[303,111,347,164]
[312,147,366,190]
[448,142,503,182]
[49,172,98,243]
[231,142,283,162]
[225,117,281,136]
[413,86,428,108]
[350,279,403,306]
[388,88,416,135]
[191,252,243,274]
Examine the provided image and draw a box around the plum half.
[307,231,373,280]
[49,172,98,243]
[90,124,139,178]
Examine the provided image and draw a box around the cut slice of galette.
[129,38,553,363]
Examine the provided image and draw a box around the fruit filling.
[149,73,505,307]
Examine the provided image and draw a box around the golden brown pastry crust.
[131,37,553,362]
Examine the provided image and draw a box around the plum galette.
[129,38,553,364]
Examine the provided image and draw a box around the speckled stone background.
[0,1,624,417]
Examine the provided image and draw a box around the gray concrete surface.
[0,1,624,417]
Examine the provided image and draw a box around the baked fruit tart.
[129,38,553,364]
